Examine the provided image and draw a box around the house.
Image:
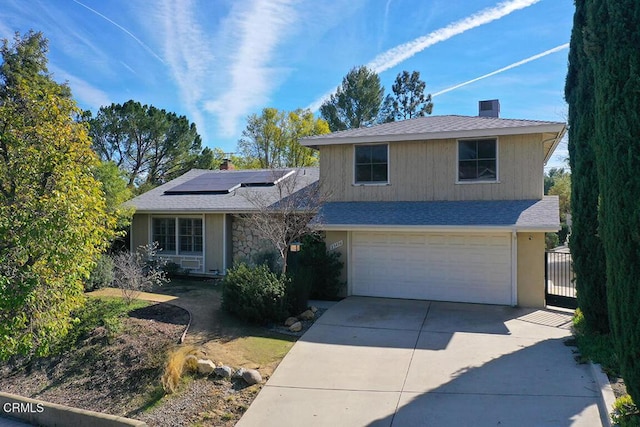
[300,101,566,308]
[125,165,319,275]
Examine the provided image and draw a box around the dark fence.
[545,251,577,309]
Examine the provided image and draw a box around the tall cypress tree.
[565,0,609,334]
[584,0,640,401]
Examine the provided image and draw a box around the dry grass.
[161,345,198,393]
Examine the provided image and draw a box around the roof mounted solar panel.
[163,169,295,195]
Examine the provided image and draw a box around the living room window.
[179,218,203,254]
[152,218,176,252]
[152,217,203,255]
[355,144,388,184]
[458,139,498,182]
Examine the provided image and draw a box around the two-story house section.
[300,101,566,308]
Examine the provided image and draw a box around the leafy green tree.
[238,107,329,168]
[583,0,640,400]
[87,100,203,190]
[544,167,569,194]
[380,70,433,122]
[93,160,134,230]
[193,146,262,170]
[320,66,384,131]
[0,31,114,359]
[548,174,571,223]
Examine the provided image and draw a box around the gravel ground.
[0,285,329,427]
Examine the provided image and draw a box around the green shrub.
[545,232,560,250]
[558,222,570,245]
[612,395,640,427]
[221,263,290,324]
[287,267,313,315]
[252,250,281,273]
[299,234,344,300]
[84,254,115,292]
[572,309,620,374]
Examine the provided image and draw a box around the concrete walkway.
[237,297,603,427]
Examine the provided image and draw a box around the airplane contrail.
[307,0,541,111]
[72,0,165,64]
[432,43,570,97]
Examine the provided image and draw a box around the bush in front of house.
[84,254,115,292]
[221,263,290,324]
[299,234,344,300]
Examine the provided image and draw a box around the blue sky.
[1,0,573,169]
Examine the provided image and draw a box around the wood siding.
[205,213,226,274]
[319,134,544,201]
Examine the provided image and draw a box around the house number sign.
[329,240,343,251]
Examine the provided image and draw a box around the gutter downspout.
[512,230,518,306]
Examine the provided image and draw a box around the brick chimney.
[479,99,500,118]
[219,159,235,170]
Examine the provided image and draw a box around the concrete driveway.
[237,297,603,427]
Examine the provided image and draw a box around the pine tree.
[584,0,640,401]
[565,0,608,334]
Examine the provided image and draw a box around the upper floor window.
[355,144,388,184]
[458,139,497,182]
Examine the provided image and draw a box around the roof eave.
[543,124,567,165]
[311,224,560,232]
[300,123,567,146]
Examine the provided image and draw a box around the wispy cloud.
[205,0,298,138]
[71,0,165,64]
[50,66,111,109]
[307,0,540,111]
[153,0,214,141]
[433,43,569,96]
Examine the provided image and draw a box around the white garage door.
[351,232,512,305]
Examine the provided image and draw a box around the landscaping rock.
[242,369,262,385]
[289,321,302,332]
[310,306,318,313]
[299,309,315,320]
[233,367,246,379]
[197,359,216,375]
[284,316,298,327]
[214,365,233,378]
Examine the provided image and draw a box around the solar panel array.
[164,170,293,194]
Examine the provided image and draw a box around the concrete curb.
[590,362,616,427]
[0,392,146,426]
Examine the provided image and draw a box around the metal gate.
[545,251,577,309]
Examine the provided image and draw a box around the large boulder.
[197,359,216,375]
[242,369,262,385]
[284,317,298,327]
[289,321,302,332]
[214,365,233,378]
[299,310,315,320]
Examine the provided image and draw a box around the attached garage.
[317,198,560,308]
[350,231,513,305]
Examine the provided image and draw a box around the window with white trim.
[152,218,176,252]
[179,218,203,254]
[355,144,388,184]
[458,139,497,182]
[152,217,203,255]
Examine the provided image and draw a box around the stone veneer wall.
[231,214,277,265]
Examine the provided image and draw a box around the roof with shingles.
[125,167,319,213]
[313,196,560,231]
[300,115,566,146]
